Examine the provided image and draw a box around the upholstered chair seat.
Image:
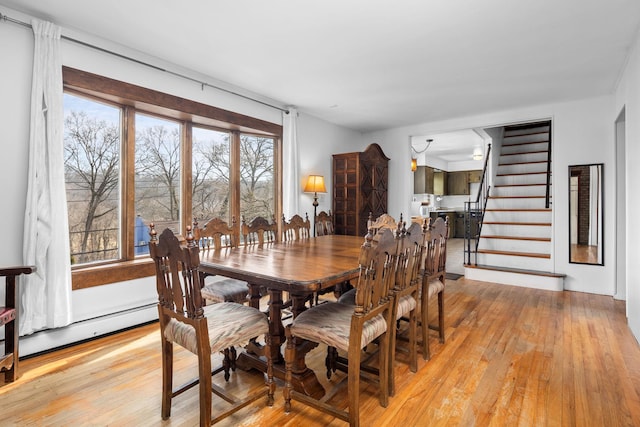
[289,301,387,353]
[200,276,249,304]
[164,302,268,355]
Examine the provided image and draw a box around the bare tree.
[64,111,120,263]
[192,135,230,220]
[135,125,181,221]
[240,135,274,219]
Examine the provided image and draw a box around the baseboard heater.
[3,303,158,358]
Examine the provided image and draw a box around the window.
[63,93,121,265]
[240,134,275,222]
[192,127,231,222]
[135,113,182,254]
[63,67,282,289]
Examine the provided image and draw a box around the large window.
[63,94,121,265]
[63,67,282,289]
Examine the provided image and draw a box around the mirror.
[569,164,603,265]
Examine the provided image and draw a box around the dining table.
[198,233,366,399]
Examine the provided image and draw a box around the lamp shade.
[411,158,417,172]
[304,175,327,193]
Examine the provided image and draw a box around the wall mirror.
[569,163,603,265]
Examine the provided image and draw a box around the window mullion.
[230,130,241,225]
[182,122,193,234]
[122,106,136,260]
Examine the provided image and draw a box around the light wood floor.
[2,278,640,426]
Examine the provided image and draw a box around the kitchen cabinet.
[468,169,483,183]
[433,170,447,195]
[413,166,434,194]
[447,171,470,195]
[446,170,482,195]
[333,143,389,236]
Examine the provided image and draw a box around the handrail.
[544,121,552,208]
[464,144,491,266]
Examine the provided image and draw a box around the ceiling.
[1,1,639,133]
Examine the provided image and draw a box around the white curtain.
[21,19,73,335]
[282,107,300,219]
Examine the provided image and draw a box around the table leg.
[236,288,325,398]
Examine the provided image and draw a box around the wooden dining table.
[198,233,365,398]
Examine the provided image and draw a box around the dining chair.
[329,216,424,396]
[313,210,346,304]
[387,220,424,396]
[241,215,277,246]
[241,215,277,310]
[419,216,448,360]
[194,217,249,305]
[315,210,334,236]
[193,216,250,376]
[367,212,398,235]
[284,228,398,427]
[149,225,274,426]
[0,266,36,383]
[282,213,311,241]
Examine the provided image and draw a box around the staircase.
[465,121,564,291]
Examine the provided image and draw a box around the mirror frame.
[568,163,604,265]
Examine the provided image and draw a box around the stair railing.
[544,121,552,209]
[464,143,491,266]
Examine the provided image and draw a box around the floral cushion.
[339,288,416,318]
[164,302,268,354]
[201,275,249,304]
[337,288,356,305]
[427,279,445,299]
[397,294,417,318]
[290,302,387,353]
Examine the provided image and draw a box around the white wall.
[364,96,616,297]
[0,6,361,354]
[615,27,640,341]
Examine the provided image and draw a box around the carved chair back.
[241,215,277,246]
[282,213,311,241]
[315,210,334,236]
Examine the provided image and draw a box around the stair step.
[485,208,551,212]
[482,235,551,242]
[483,221,551,226]
[503,140,550,147]
[501,150,548,157]
[499,160,548,166]
[465,264,565,278]
[497,171,548,177]
[489,195,546,199]
[493,183,548,187]
[477,249,550,259]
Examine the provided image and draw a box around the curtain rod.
[0,12,289,114]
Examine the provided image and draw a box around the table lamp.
[303,175,327,236]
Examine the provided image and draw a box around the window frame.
[63,67,283,290]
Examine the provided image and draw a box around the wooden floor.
[2,278,640,426]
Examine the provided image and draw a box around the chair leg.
[222,348,232,381]
[160,337,173,420]
[348,342,362,427]
[264,332,275,406]
[421,284,430,361]
[326,346,338,379]
[198,344,213,427]
[438,289,445,344]
[378,331,389,410]
[283,327,294,413]
[408,308,417,373]
[388,309,398,397]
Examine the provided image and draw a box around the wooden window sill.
[71,259,155,290]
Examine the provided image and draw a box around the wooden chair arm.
[0,266,36,277]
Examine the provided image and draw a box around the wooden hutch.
[332,143,389,236]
